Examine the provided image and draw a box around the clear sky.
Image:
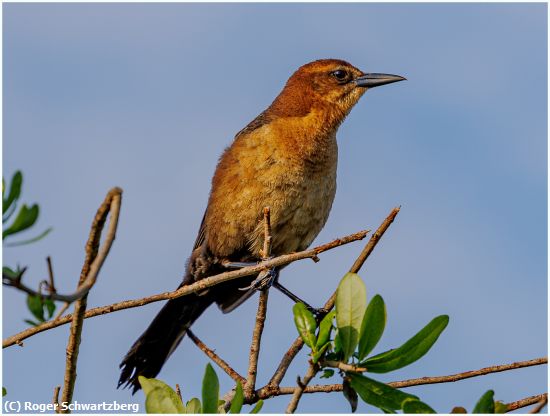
[3,3,547,413]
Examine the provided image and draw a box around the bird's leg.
[222,260,325,316]
[272,281,327,318]
[222,261,256,269]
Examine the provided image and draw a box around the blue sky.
[3,3,547,413]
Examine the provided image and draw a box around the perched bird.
[119,59,405,392]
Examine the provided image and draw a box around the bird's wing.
[193,210,207,250]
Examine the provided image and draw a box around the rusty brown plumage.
[119,59,405,392]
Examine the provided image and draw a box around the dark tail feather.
[118,292,213,393]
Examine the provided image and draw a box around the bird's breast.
[205,122,339,259]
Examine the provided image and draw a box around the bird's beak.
[354,73,406,89]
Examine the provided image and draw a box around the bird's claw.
[308,306,329,321]
[239,267,277,291]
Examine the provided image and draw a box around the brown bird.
[119,59,405,392]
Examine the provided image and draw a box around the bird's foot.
[239,267,278,292]
[308,307,330,321]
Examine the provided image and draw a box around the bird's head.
[269,59,405,129]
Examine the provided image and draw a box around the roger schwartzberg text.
[4,400,140,413]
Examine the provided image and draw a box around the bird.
[119,59,405,392]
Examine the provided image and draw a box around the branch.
[320,360,367,373]
[52,386,60,414]
[254,356,548,399]
[528,395,548,413]
[4,229,368,348]
[187,329,246,386]
[387,357,548,388]
[59,187,122,411]
[3,189,123,303]
[278,207,400,412]
[245,207,272,399]
[285,364,318,413]
[507,393,547,413]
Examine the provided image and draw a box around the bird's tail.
[118,292,213,393]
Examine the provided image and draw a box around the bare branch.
[245,207,272,399]
[348,206,400,274]
[52,385,60,414]
[4,229,368,348]
[46,257,56,293]
[59,187,122,412]
[187,329,246,386]
[175,384,183,403]
[285,364,318,413]
[3,189,123,303]
[507,393,547,413]
[53,302,70,320]
[528,395,548,414]
[320,360,367,373]
[387,357,548,388]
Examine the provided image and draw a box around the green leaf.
[249,400,263,414]
[3,204,39,239]
[3,171,22,215]
[2,387,7,397]
[363,315,449,373]
[5,227,52,247]
[348,373,418,411]
[334,331,343,355]
[202,363,220,414]
[316,310,335,349]
[494,401,508,413]
[146,387,186,414]
[3,266,20,280]
[358,295,386,360]
[312,343,330,364]
[342,378,359,412]
[139,376,176,395]
[293,303,317,349]
[473,390,495,414]
[139,377,185,414]
[230,381,244,414]
[44,298,56,319]
[402,399,436,413]
[335,273,367,361]
[27,294,45,322]
[186,398,201,414]
[24,319,40,326]
[320,369,335,379]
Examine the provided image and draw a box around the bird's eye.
[331,70,348,82]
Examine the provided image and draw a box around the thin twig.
[46,257,56,293]
[285,364,318,413]
[245,208,272,399]
[507,393,548,412]
[52,385,60,414]
[4,229,368,348]
[187,329,246,385]
[59,187,122,412]
[528,395,548,413]
[246,290,269,399]
[320,360,367,373]
[348,207,400,274]
[175,384,182,403]
[54,302,71,320]
[268,208,400,403]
